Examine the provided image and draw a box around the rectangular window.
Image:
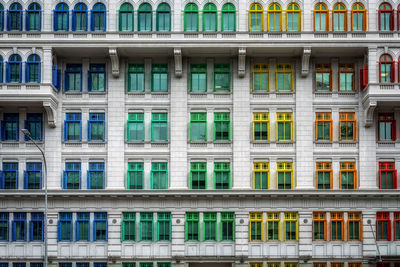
[140,263,152,267]
[64,113,81,141]
[76,263,89,267]
[157,264,170,267]
[29,212,43,241]
[88,162,105,190]
[267,212,280,241]
[127,64,145,92]
[13,264,26,267]
[339,112,356,141]
[250,263,262,267]
[276,64,293,91]
[284,212,297,241]
[203,212,217,241]
[12,212,26,241]
[65,64,82,92]
[151,64,168,92]
[315,112,332,141]
[339,64,355,91]
[277,162,293,189]
[267,264,280,267]
[1,162,18,189]
[277,113,293,141]
[315,64,331,91]
[348,264,361,267]
[25,113,42,141]
[378,113,396,141]
[316,162,332,189]
[348,212,362,241]
[379,162,397,189]
[190,112,207,141]
[0,212,9,241]
[127,162,144,189]
[190,64,207,92]
[30,263,43,267]
[127,113,144,142]
[94,263,107,267]
[253,162,269,189]
[88,113,105,141]
[331,263,344,267]
[253,64,269,92]
[186,212,199,241]
[249,212,262,241]
[151,113,168,142]
[214,112,230,141]
[394,212,400,241]
[221,212,234,241]
[340,162,357,189]
[140,212,153,241]
[214,162,231,189]
[214,64,230,91]
[313,212,326,241]
[157,212,171,241]
[190,162,206,189]
[313,264,326,267]
[94,212,107,241]
[58,212,72,241]
[2,113,19,141]
[63,162,81,189]
[330,212,344,241]
[75,212,90,241]
[377,212,391,241]
[88,64,106,92]
[123,264,135,267]
[151,162,168,189]
[121,212,136,241]
[253,113,269,141]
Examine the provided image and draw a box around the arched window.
[268,3,281,31]
[0,4,4,31]
[72,3,87,31]
[6,54,22,83]
[221,3,235,31]
[156,3,171,31]
[184,3,198,31]
[119,3,134,31]
[333,3,346,31]
[138,3,152,31]
[7,3,23,31]
[286,3,300,31]
[379,54,394,83]
[91,3,106,31]
[26,3,41,31]
[249,3,263,31]
[54,3,69,31]
[314,3,328,31]
[26,54,41,83]
[203,3,217,31]
[379,3,393,31]
[0,55,3,83]
[351,3,366,31]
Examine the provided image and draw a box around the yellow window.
[286,3,301,31]
[315,112,332,141]
[253,64,269,92]
[313,212,327,241]
[266,212,280,241]
[253,162,269,189]
[277,162,293,189]
[276,64,293,91]
[284,264,297,267]
[284,212,297,240]
[267,3,282,31]
[249,3,264,31]
[250,263,263,267]
[249,212,263,241]
[340,162,357,189]
[253,112,269,141]
[267,264,280,267]
[276,112,293,141]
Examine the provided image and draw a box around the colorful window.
[340,162,357,189]
[313,264,326,267]
[26,54,41,83]
[7,3,22,31]
[250,263,262,267]
[0,4,3,31]
[339,64,355,91]
[268,3,281,31]
[12,212,26,241]
[88,162,104,190]
[58,212,72,241]
[222,3,236,31]
[378,113,396,141]
[221,212,234,241]
[90,3,106,31]
[75,212,90,241]
[127,113,144,142]
[214,112,230,141]
[249,212,262,241]
[315,64,331,91]
[277,112,293,141]
[379,54,394,83]
[127,162,144,189]
[333,3,347,31]
[150,162,168,189]
[203,212,217,241]
[214,162,231,189]
[377,211,391,241]
[29,212,43,241]
[190,162,206,190]
[276,64,293,91]
[190,64,207,92]
[252,64,269,92]
[348,212,362,241]
[267,212,280,241]
[214,64,230,92]
[277,162,293,189]
[1,162,18,189]
[331,212,344,241]
[54,3,69,31]
[2,113,19,141]
[157,212,171,241]
[72,3,87,31]
[6,54,22,83]
[190,112,207,141]
[119,3,134,31]
[63,162,81,189]
[253,113,269,141]
[184,3,198,31]
[24,162,42,190]
[379,162,397,189]
[0,55,3,83]
[395,212,400,240]
[127,64,145,92]
[203,3,217,31]
[138,3,152,31]
[27,3,41,31]
[339,112,356,141]
[314,3,328,31]
[151,113,168,141]
[121,212,136,241]
[351,3,366,31]
[156,3,171,31]
[88,64,106,92]
[88,113,105,141]
[313,212,326,241]
[284,212,297,241]
[151,64,168,92]
[253,162,269,189]
[348,264,361,267]
[0,213,9,241]
[64,113,81,141]
[93,212,107,241]
[249,3,263,31]
[284,264,297,267]
[287,3,301,31]
[64,64,82,91]
[315,112,332,141]
[316,162,332,189]
[123,264,135,267]
[379,3,393,31]
[186,212,199,241]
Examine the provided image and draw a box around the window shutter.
[75,219,78,241]
[37,62,41,83]
[79,169,81,189]
[72,11,76,31]
[24,119,28,141]
[57,220,61,241]
[66,11,69,31]
[29,220,33,241]
[392,120,397,141]
[39,167,42,189]
[23,171,27,189]
[19,10,22,31]
[11,220,16,241]
[6,11,10,31]
[388,220,392,241]
[18,62,22,82]
[379,169,382,189]
[87,71,92,91]
[25,11,29,31]
[25,62,29,83]
[93,219,96,241]
[87,170,90,189]
[39,11,42,31]
[390,10,394,30]
[5,62,10,83]
[63,121,68,141]
[118,11,122,31]
[87,120,91,141]
[90,10,94,31]
[394,170,398,189]
[391,63,395,82]
[79,120,82,141]
[62,171,66,189]
[53,11,57,31]
[103,11,106,31]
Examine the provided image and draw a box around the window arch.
[268,3,281,31]
[249,3,263,31]
[314,3,328,31]
[119,3,134,31]
[7,2,23,31]
[156,3,171,31]
[91,3,106,31]
[379,54,394,83]
[0,55,3,83]
[54,3,69,31]
[138,3,152,31]
[351,3,366,31]
[287,3,301,31]
[203,3,217,31]
[26,54,41,83]
[184,3,198,31]
[379,3,393,31]
[333,3,347,31]
[6,54,22,83]
[72,3,87,31]
[26,3,41,31]
[221,3,235,31]
[0,4,4,31]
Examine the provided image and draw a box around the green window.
[127,113,144,142]
[277,113,293,141]
[151,64,168,92]
[121,212,136,241]
[151,113,168,141]
[127,162,144,189]
[214,112,230,141]
[214,162,231,189]
[140,212,153,241]
[184,3,198,31]
[221,3,235,31]
[127,64,145,92]
[190,162,207,189]
[123,263,135,267]
[190,112,207,141]
[157,212,171,241]
[157,263,170,267]
[185,212,199,241]
[138,3,152,31]
[203,3,217,31]
[151,162,168,189]
[276,64,293,91]
[190,64,207,92]
[119,3,134,31]
[214,64,230,91]
[140,263,153,267]
[277,162,292,190]
[253,64,269,92]
[221,212,234,241]
[156,3,171,31]
[204,212,217,241]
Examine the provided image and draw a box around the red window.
[395,212,400,241]
[360,64,368,90]
[377,212,391,241]
[378,3,394,31]
[379,54,395,83]
[378,113,396,141]
[377,263,390,267]
[379,162,397,189]
[398,5,400,30]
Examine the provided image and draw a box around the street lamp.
[21,129,48,267]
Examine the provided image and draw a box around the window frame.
[284,212,298,241]
[12,212,27,241]
[315,112,332,141]
[127,64,145,92]
[57,212,72,241]
[316,162,332,189]
[26,3,42,31]
[214,112,231,141]
[267,3,282,32]
[75,212,90,241]
[88,112,105,141]
[0,212,9,241]
[63,162,81,189]
[221,3,236,31]
[24,162,42,190]
[2,113,19,141]
[6,54,22,83]
[184,3,198,31]
[253,112,269,141]
[221,212,234,241]
[351,3,366,31]
[249,3,264,32]
[190,162,207,190]
[339,162,357,189]
[214,162,231,189]
[138,3,152,32]
[25,113,42,141]
[276,112,293,141]
[64,112,82,141]
[151,113,168,142]
[190,64,207,92]
[394,212,400,241]
[127,113,145,142]
[378,3,394,31]
[252,64,269,92]
[286,3,301,31]
[87,162,105,190]
[93,212,107,241]
[312,212,326,241]
[157,212,171,241]
[121,212,136,241]
[315,63,332,91]
[249,212,263,241]
[348,212,362,241]
[7,3,23,31]
[156,3,171,31]
[339,63,355,91]
[151,64,168,92]
[190,112,207,142]
[253,162,269,189]
[185,212,199,241]
[72,3,87,31]
[150,162,168,189]
[314,3,329,31]
[64,64,82,92]
[377,211,391,241]
[54,3,69,31]
[90,3,106,32]
[29,212,43,242]
[379,54,395,83]
[203,212,217,241]
[330,212,344,241]
[203,3,217,32]
[379,162,397,189]
[277,162,293,189]
[378,112,397,141]
[214,64,231,92]
[1,162,18,189]
[332,3,347,31]
[339,112,356,141]
[88,64,106,92]
[119,3,134,31]
[127,162,144,190]
[26,54,41,83]
[276,63,293,91]
[266,212,280,241]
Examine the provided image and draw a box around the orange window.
[315,64,332,91]
[339,162,357,189]
[315,112,332,141]
[348,212,362,241]
[316,162,332,189]
[313,263,326,267]
[313,212,327,241]
[330,212,344,241]
[333,3,347,31]
[351,3,366,31]
[339,112,357,141]
[314,3,329,31]
[331,264,344,267]
[348,264,362,267]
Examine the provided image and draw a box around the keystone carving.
[301,47,312,77]
[109,48,119,78]
[174,48,182,78]
[238,48,246,78]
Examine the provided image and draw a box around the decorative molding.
[238,47,246,78]
[301,47,312,77]
[43,101,57,128]
[109,48,119,78]
[174,48,182,78]
[364,100,377,127]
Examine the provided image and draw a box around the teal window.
[63,162,81,189]
[127,162,144,189]
[12,212,26,241]
[93,212,107,241]
[157,264,170,267]
[90,3,106,31]
[138,3,152,31]
[190,112,207,141]
[214,64,230,91]
[119,3,134,31]
[151,64,168,92]
[24,162,42,189]
[127,113,144,142]
[190,64,207,92]
[214,112,230,141]
[1,162,18,189]
[184,3,198,31]
[0,5,3,31]
[157,212,171,241]
[203,3,217,31]
[75,212,89,241]
[65,64,82,92]
[64,113,81,141]
[222,3,236,31]
[72,3,87,31]
[88,64,106,92]
[277,162,292,190]
[151,162,168,189]
[249,3,263,31]
[27,3,41,31]
[127,64,145,92]
[7,3,22,31]
[54,3,69,31]
[88,162,105,190]
[2,113,19,141]
[185,212,199,241]
[57,212,72,241]
[121,212,136,241]
[29,212,43,241]
[26,54,41,83]
[151,113,168,141]
[221,212,234,241]
[123,264,135,267]
[140,263,153,267]
[88,113,105,141]
[6,54,22,83]
[203,212,217,241]
[190,162,206,189]
[140,212,153,241]
[156,3,171,31]
[214,162,231,189]
[25,113,42,141]
[0,213,8,241]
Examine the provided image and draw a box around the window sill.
[88,91,107,95]
[213,140,232,144]
[64,91,82,94]
[276,140,295,143]
[251,141,270,144]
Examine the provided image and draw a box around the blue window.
[93,212,107,241]
[63,162,81,189]
[12,212,26,241]
[7,3,22,31]
[88,113,105,141]
[54,3,69,31]
[0,4,4,31]
[88,64,106,92]
[29,212,43,241]
[26,3,41,31]
[72,3,87,31]
[25,113,42,141]
[0,55,3,83]
[1,162,18,189]
[91,3,106,31]
[76,264,89,267]
[0,264,8,267]
[88,162,105,189]
[24,162,42,189]
[6,54,22,83]
[57,213,73,241]
[59,264,72,267]
[94,264,107,267]
[0,212,9,241]
[75,212,90,241]
[138,3,152,31]
[13,264,25,267]
[30,263,43,267]
[65,64,82,91]
[2,113,19,141]
[26,54,41,83]
[64,113,81,141]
